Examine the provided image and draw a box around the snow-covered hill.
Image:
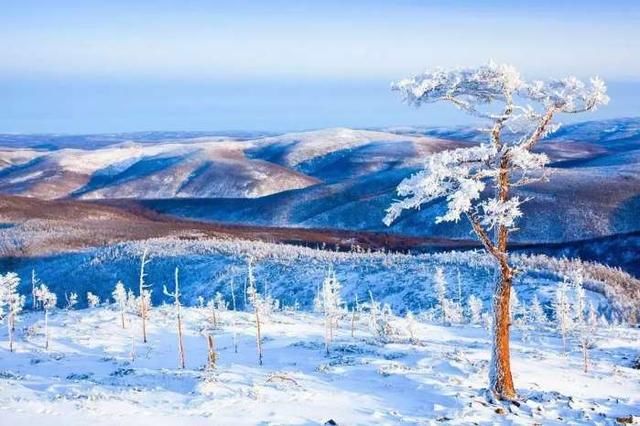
[1,118,639,243]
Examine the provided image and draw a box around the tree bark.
[488,154,516,400]
[489,263,516,400]
[255,309,263,366]
[8,315,14,352]
[177,309,185,369]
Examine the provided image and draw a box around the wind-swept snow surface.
[0,306,638,425]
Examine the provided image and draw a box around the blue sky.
[1,0,639,133]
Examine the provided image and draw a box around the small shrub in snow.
[65,292,78,310]
[87,292,100,308]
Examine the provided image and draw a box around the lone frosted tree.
[383,62,608,400]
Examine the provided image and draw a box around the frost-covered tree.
[31,269,40,310]
[528,294,547,325]
[383,62,608,400]
[433,267,449,324]
[468,294,483,325]
[405,311,418,343]
[138,249,152,343]
[87,292,100,308]
[112,281,128,329]
[573,276,597,373]
[34,284,57,350]
[321,265,343,355]
[0,272,25,352]
[229,279,238,353]
[196,296,205,309]
[246,257,264,365]
[367,290,381,337]
[554,279,573,354]
[206,334,217,371]
[206,299,218,328]
[164,267,186,369]
[214,292,227,312]
[65,292,78,310]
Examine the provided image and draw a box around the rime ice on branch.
[383,62,608,400]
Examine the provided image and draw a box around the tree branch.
[521,107,556,150]
[465,212,502,261]
[490,101,514,149]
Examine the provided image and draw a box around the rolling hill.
[0,118,639,245]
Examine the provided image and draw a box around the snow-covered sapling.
[554,278,573,354]
[321,265,343,355]
[573,278,597,373]
[138,248,152,343]
[206,299,218,328]
[112,281,128,328]
[367,290,380,337]
[31,269,40,310]
[434,267,449,324]
[405,311,418,343]
[0,272,25,352]
[383,62,608,400]
[206,334,217,370]
[467,295,483,325]
[65,292,78,310]
[433,267,463,325]
[163,267,186,369]
[87,292,100,308]
[229,278,238,353]
[246,257,264,365]
[528,294,547,325]
[214,292,227,312]
[34,284,57,350]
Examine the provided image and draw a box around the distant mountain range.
[1,118,639,244]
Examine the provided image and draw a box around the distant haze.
[1,0,639,133]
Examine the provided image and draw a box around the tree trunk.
[582,341,588,373]
[255,309,263,366]
[142,300,147,343]
[44,310,49,351]
[121,310,126,329]
[177,310,185,369]
[8,316,13,352]
[207,334,217,369]
[351,309,356,338]
[489,266,516,400]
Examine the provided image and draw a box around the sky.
[1,0,639,133]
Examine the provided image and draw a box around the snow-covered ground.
[1,305,638,425]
